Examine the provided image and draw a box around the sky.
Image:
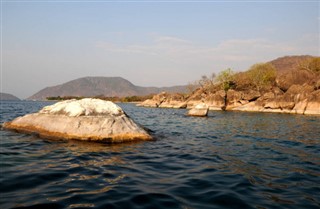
[1,0,319,99]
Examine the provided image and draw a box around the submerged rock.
[3,98,152,143]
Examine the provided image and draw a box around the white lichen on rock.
[39,98,124,117]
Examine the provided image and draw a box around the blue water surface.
[0,101,319,209]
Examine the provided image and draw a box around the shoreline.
[136,104,320,116]
[136,91,320,116]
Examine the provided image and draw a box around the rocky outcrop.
[187,103,209,117]
[138,56,320,115]
[203,90,226,110]
[304,90,320,115]
[276,69,315,92]
[138,83,319,115]
[231,84,319,114]
[3,99,152,142]
[137,92,187,109]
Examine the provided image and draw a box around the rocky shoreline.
[137,88,320,115]
[138,56,320,115]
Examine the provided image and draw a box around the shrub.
[299,57,320,73]
[216,68,235,92]
[247,63,276,91]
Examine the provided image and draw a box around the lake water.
[0,101,319,209]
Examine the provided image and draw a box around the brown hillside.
[269,55,314,73]
[270,56,319,91]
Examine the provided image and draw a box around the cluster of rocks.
[3,99,152,142]
[138,69,320,115]
[137,92,187,109]
[229,85,319,114]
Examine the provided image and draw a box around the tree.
[187,81,198,94]
[247,63,276,91]
[216,68,235,110]
[216,68,235,92]
[299,57,320,73]
[195,72,217,93]
[198,75,209,89]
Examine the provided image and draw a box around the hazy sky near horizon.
[1,0,319,99]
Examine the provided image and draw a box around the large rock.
[226,90,243,110]
[137,92,168,108]
[158,93,187,108]
[186,89,207,109]
[3,99,152,143]
[242,90,261,101]
[204,90,225,110]
[304,90,320,115]
[137,99,159,108]
[187,103,209,117]
[233,101,264,112]
[276,69,315,92]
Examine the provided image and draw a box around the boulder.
[159,101,187,109]
[3,99,152,143]
[276,69,315,92]
[227,90,243,104]
[305,102,320,115]
[264,100,280,109]
[186,100,202,109]
[304,90,320,115]
[186,88,206,109]
[137,92,168,108]
[204,90,225,110]
[225,90,246,110]
[291,99,308,114]
[242,90,261,101]
[233,102,264,112]
[137,99,159,108]
[187,103,209,117]
[225,90,261,110]
[159,93,187,108]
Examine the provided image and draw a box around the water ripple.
[0,101,319,209]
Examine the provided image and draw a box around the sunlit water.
[0,101,319,209]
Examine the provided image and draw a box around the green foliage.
[121,95,152,102]
[46,96,63,100]
[46,96,83,100]
[216,68,235,91]
[247,63,276,91]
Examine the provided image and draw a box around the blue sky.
[1,0,319,99]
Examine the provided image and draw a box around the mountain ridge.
[28,76,187,100]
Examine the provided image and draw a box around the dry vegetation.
[193,56,320,95]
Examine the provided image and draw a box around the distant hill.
[269,55,319,91]
[28,77,188,100]
[0,93,20,101]
[269,55,314,73]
